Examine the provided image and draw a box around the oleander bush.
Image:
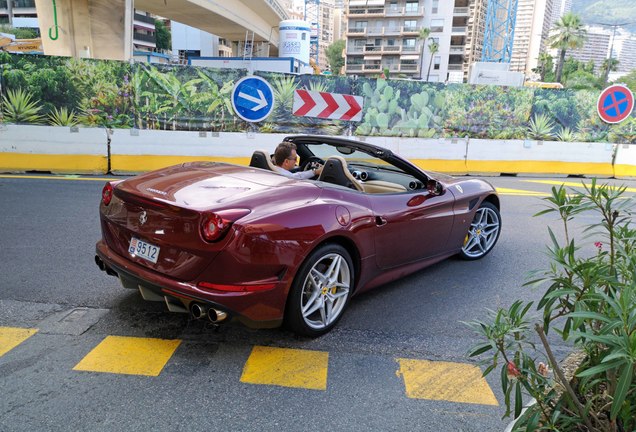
[466,180,636,431]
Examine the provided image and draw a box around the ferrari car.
[95,135,501,336]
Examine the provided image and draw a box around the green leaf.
[567,311,612,322]
[610,363,634,420]
[514,381,523,418]
[468,342,493,357]
[576,359,623,377]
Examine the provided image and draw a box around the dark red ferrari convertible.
[95,135,501,336]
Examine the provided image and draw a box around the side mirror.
[426,179,444,196]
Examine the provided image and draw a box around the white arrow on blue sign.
[231,76,275,123]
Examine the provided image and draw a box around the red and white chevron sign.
[293,89,363,122]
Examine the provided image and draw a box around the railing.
[453,7,469,14]
[449,45,465,54]
[133,32,156,44]
[401,26,418,33]
[399,64,419,71]
[385,6,424,16]
[13,0,36,7]
[367,27,384,36]
[346,64,363,71]
[347,27,367,35]
[402,46,418,53]
[452,26,467,34]
[347,7,384,16]
[134,13,155,25]
[448,64,463,70]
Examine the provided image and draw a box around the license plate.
[129,237,160,264]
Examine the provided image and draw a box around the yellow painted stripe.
[524,179,636,193]
[496,187,549,197]
[240,345,329,391]
[397,358,498,406]
[111,155,250,172]
[614,164,636,179]
[410,159,468,174]
[0,327,38,357]
[0,174,116,181]
[0,153,108,174]
[466,160,614,176]
[73,336,181,376]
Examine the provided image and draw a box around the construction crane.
[304,0,320,68]
[481,0,518,63]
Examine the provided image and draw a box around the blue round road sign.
[597,84,634,124]
[231,76,275,123]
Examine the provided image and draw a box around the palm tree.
[426,41,439,82]
[548,12,587,83]
[417,27,431,80]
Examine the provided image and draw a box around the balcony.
[134,13,155,25]
[346,7,384,17]
[401,26,419,35]
[133,32,156,44]
[13,0,35,7]
[452,26,467,34]
[347,27,367,36]
[367,26,384,36]
[449,45,465,54]
[385,6,424,17]
[453,7,469,15]
[447,64,463,71]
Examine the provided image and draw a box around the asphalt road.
[1,174,634,432]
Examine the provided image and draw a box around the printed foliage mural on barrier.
[0,53,634,143]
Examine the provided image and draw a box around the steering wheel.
[301,156,325,172]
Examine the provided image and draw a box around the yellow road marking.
[496,187,549,196]
[73,336,181,376]
[240,345,329,391]
[0,327,38,357]
[524,179,636,193]
[0,174,117,181]
[396,358,498,406]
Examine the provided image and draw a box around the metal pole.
[604,25,617,85]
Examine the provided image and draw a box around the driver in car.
[273,141,323,179]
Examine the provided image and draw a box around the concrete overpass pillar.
[34,0,133,60]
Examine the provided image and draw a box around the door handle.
[375,216,387,226]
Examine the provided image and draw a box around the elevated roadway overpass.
[33,0,287,60]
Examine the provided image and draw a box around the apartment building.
[510,0,553,76]
[344,0,470,82]
[566,27,611,74]
[0,0,37,28]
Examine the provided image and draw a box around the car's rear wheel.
[460,201,501,260]
[286,244,353,337]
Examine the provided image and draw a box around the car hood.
[115,162,321,212]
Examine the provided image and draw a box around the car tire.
[459,201,501,260]
[285,244,353,337]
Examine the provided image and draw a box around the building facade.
[344,0,472,82]
[566,27,611,74]
[510,0,553,76]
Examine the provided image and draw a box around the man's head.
[273,141,299,171]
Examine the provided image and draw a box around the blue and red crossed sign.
[597,84,634,124]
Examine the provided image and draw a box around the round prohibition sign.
[597,84,634,124]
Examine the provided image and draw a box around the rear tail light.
[200,209,250,242]
[102,182,114,206]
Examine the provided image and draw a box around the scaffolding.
[481,0,518,63]
[304,0,320,66]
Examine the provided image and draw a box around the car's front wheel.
[286,244,353,337]
[460,201,501,260]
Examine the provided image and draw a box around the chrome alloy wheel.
[300,253,351,330]
[461,204,501,259]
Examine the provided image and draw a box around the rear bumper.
[95,240,285,329]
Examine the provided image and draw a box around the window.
[434,56,441,70]
[388,1,398,11]
[432,0,439,14]
[402,38,416,48]
[404,20,416,31]
[354,21,367,29]
[405,1,418,13]
[431,18,444,32]
[386,39,396,46]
